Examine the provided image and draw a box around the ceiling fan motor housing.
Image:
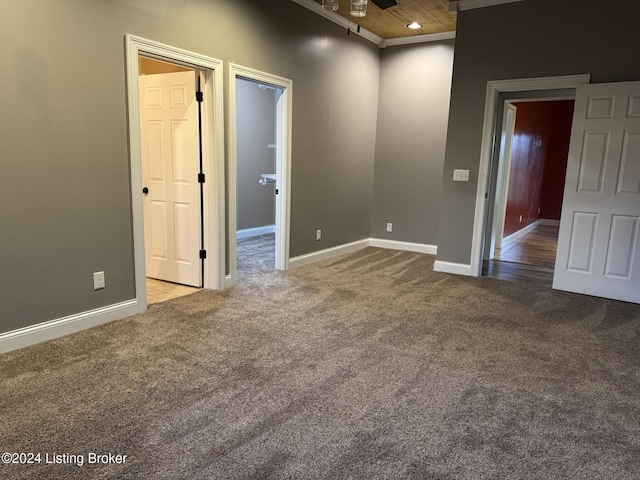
[371,0,398,9]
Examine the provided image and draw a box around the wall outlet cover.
[453,169,470,182]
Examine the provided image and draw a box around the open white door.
[553,81,640,303]
[139,71,201,287]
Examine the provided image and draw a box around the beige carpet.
[1,248,639,479]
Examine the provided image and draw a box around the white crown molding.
[449,0,523,12]
[291,0,456,48]
[381,31,456,48]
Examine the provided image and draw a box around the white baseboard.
[0,237,448,354]
[502,219,540,246]
[501,218,559,248]
[0,300,139,354]
[290,238,438,269]
[370,238,437,255]
[433,260,473,276]
[236,225,276,240]
[289,239,371,269]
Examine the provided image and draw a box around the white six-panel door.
[139,71,201,287]
[553,81,640,303]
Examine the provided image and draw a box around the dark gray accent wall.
[371,41,454,244]
[437,0,640,265]
[236,79,276,231]
[0,0,380,334]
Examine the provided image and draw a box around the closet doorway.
[126,35,225,313]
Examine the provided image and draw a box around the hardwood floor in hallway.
[484,224,559,286]
[494,224,559,268]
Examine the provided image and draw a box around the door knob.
[143,187,149,194]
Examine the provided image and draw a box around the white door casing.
[489,102,517,258]
[139,71,201,287]
[553,81,640,303]
[227,63,293,287]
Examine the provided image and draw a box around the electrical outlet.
[386,223,393,233]
[453,169,470,182]
[316,229,322,241]
[93,271,105,290]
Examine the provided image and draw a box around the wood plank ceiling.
[314,0,457,39]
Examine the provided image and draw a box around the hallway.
[484,224,559,286]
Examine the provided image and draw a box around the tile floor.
[146,278,200,305]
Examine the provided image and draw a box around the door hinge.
[196,91,203,103]
[199,249,207,259]
[198,173,205,183]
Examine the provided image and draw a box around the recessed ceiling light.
[407,22,422,30]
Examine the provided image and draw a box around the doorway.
[126,35,226,313]
[483,97,575,285]
[138,57,203,302]
[235,78,282,279]
[227,64,293,286]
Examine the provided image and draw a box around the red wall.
[503,100,574,237]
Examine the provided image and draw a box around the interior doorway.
[234,78,281,279]
[138,57,203,303]
[480,90,577,285]
[227,64,293,286]
[126,35,226,313]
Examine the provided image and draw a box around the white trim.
[370,238,437,255]
[228,64,293,287]
[289,239,370,269]
[500,218,561,248]
[469,74,591,277]
[290,0,383,45]
[501,219,541,246]
[450,0,522,12]
[125,35,226,310]
[290,238,438,269]
[291,0,453,48]
[433,260,473,276]
[237,225,276,240]
[381,31,456,48]
[0,300,138,354]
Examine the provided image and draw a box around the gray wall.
[371,41,454,244]
[236,79,276,231]
[0,0,380,334]
[437,0,640,265]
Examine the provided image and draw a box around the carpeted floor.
[237,233,275,280]
[1,247,639,479]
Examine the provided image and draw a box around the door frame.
[227,63,293,286]
[125,34,226,313]
[469,74,591,277]
[488,101,517,259]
